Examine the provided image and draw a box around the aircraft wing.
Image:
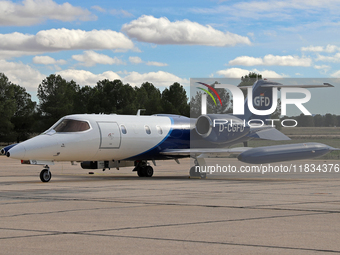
[161,147,252,158]
[162,143,339,163]
[248,127,291,141]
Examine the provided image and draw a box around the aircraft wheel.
[137,166,153,177]
[40,169,52,182]
[137,167,145,177]
[190,166,199,177]
[190,166,206,178]
[144,166,153,177]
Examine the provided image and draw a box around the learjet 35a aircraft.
[2,80,339,182]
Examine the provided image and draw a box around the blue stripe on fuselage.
[124,116,190,160]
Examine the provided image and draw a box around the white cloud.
[57,69,122,86]
[314,65,330,70]
[0,59,45,89]
[262,30,277,37]
[33,56,66,65]
[110,9,133,17]
[216,68,251,78]
[229,56,263,66]
[129,56,143,64]
[301,46,325,52]
[91,6,133,17]
[0,0,96,26]
[301,44,340,53]
[146,61,168,66]
[36,29,133,50]
[122,15,251,47]
[217,67,286,78]
[123,71,188,87]
[229,54,312,66]
[331,70,340,78]
[315,53,340,62]
[192,0,340,20]
[91,5,106,13]
[72,51,124,67]
[0,29,135,58]
[129,56,168,66]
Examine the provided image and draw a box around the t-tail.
[237,79,279,123]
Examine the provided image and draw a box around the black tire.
[137,167,145,177]
[144,166,153,177]
[137,166,154,177]
[190,166,206,178]
[190,166,199,177]
[40,169,52,182]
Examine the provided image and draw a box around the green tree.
[11,85,36,142]
[189,86,232,117]
[324,113,336,127]
[313,114,324,127]
[86,79,137,115]
[296,113,314,127]
[37,74,79,129]
[0,73,16,138]
[162,82,189,116]
[189,91,203,118]
[135,82,163,115]
[118,82,138,114]
[336,115,340,127]
[238,72,262,87]
[238,72,262,98]
[73,85,94,114]
[86,79,118,114]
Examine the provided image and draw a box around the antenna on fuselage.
[137,109,146,116]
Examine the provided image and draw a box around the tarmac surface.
[1,156,340,254]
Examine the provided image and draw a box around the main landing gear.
[133,161,154,177]
[40,165,52,182]
[189,159,206,179]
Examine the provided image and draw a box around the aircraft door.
[97,122,121,149]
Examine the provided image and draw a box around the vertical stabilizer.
[239,80,280,122]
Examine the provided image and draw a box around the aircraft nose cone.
[7,143,26,159]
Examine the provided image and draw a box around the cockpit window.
[53,119,90,132]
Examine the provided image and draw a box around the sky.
[1,0,340,113]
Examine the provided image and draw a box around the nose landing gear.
[133,161,154,177]
[40,165,52,182]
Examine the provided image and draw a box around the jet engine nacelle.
[195,114,249,144]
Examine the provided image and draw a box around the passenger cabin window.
[145,125,151,135]
[121,125,127,134]
[54,119,90,132]
[156,125,163,135]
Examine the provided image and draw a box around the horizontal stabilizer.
[238,81,333,89]
[248,128,291,141]
[260,82,333,88]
